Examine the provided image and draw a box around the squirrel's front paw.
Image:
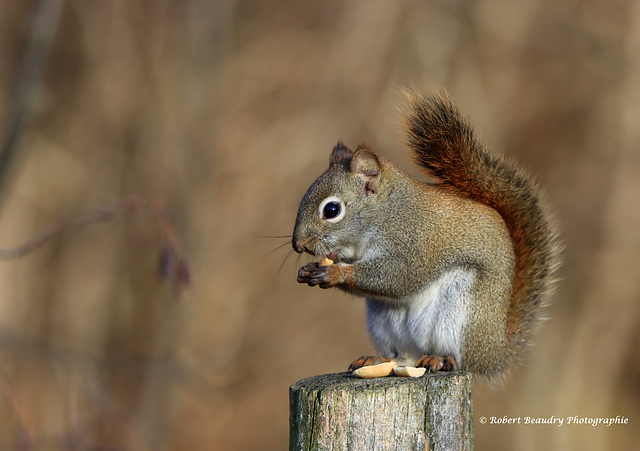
[297,262,351,289]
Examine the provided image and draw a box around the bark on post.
[290,371,473,451]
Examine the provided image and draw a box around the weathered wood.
[290,372,473,451]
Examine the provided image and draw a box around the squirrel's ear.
[330,141,353,167]
[351,145,381,195]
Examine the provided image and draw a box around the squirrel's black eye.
[324,202,341,219]
[318,196,346,223]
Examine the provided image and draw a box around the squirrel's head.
[292,141,384,263]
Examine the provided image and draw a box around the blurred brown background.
[0,0,638,450]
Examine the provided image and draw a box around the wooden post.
[290,371,473,451]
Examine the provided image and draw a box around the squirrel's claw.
[415,354,457,373]
[348,355,392,372]
[297,261,352,289]
[297,262,332,288]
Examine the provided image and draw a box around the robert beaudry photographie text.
[478,415,629,427]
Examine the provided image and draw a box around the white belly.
[365,268,476,365]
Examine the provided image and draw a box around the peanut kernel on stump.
[319,258,334,267]
[393,366,427,378]
[352,360,397,378]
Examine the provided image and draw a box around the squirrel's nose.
[292,236,303,253]
[292,235,310,254]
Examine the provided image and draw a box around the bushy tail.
[403,90,561,356]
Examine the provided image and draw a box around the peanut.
[319,257,334,267]
[352,360,397,378]
[393,366,426,378]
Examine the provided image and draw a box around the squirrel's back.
[402,91,561,359]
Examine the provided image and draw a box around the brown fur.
[402,90,561,361]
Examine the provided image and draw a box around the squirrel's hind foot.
[415,354,457,373]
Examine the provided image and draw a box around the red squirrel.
[292,91,560,382]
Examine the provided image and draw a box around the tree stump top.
[290,371,473,450]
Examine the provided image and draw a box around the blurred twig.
[0,195,190,294]
[0,0,65,206]
[0,370,34,450]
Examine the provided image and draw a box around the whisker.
[242,230,293,240]
[255,239,292,265]
[274,248,297,281]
